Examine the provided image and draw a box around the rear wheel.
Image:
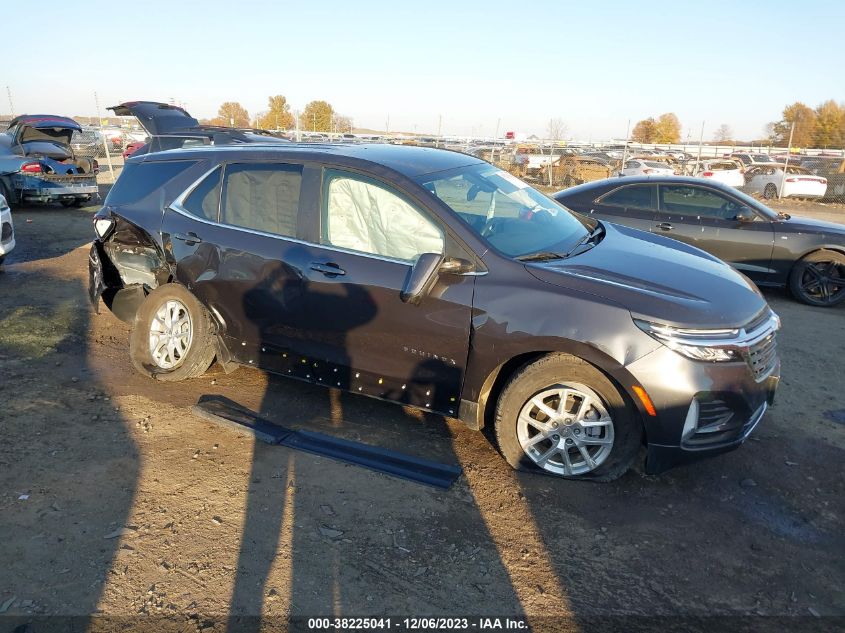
[789,250,845,307]
[494,354,641,482]
[763,183,777,199]
[129,284,217,380]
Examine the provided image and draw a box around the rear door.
[292,167,476,415]
[655,183,775,281]
[161,160,318,362]
[589,183,657,232]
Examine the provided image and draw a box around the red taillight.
[821,178,827,184]
[21,162,42,174]
[785,178,796,182]
[702,171,714,177]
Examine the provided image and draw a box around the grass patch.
[0,302,77,359]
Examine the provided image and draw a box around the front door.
[293,168,475,415]
[654,183,775,281]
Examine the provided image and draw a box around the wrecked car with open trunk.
[0,115,99,207]
[89,142,780,481]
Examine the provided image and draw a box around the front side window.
[600,185,654,210]
[220,163,302,237]
[416,163,588,258]
[659,185,744,219]
[323,170,443,262]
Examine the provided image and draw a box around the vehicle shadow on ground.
[223,271,558,630]
[0,263,139,628]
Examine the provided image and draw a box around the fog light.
[682,398,700,440]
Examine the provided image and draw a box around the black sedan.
[554,176,845,306]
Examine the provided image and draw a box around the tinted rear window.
[106,161,197,206]
[601,185,654,209]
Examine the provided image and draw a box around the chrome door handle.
[310,261,346,276]
[173,232,202,244]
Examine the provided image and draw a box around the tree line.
[630,100,845,148]
[199,95,353,133]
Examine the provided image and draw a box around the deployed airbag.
[327,176,443,262]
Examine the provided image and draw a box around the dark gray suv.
[89,143,780,480]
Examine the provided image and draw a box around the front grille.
[1,222,12,241]
[746,330,778,382]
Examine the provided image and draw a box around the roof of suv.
[130,142,484,178]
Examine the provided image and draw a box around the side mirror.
[438,256,476,275]
[735,207,756,222]
[400,252,444,305]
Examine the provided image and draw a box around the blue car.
[0,115,99,208]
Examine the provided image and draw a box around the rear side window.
[220,163,302,237]
[182,167,221,221]
[601,185,654,210]
[106,161,196,206]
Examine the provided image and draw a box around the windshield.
[416,163,589,258]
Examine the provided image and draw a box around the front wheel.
[129,284,217,380]
[494,354,642,482]
[789,250,845,307]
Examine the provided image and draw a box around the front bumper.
[626,344,780,474]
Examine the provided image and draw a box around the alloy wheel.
[516,383,614,476]
[148,299,193,369]
[798,260,845,305]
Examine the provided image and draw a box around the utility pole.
[620,119,631,172]
[6,86,14,116]
[495,117,501,139]
[386,114,390,135]
[697,121,705,162]
[436,114,442,147]
[94,91,115,182]
[779,121,796,200]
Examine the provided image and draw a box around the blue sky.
[3,1,843,140]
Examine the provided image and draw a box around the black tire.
[763,183,777,199]
[129,284,217,381]
[494,354,642,482]
[789,249,845,307]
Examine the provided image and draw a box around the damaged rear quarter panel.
[97,158,211,289]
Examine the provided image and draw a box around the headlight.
[94,217,115,239]
[634,319,741,362]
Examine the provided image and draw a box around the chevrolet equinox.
[89,144,780,480]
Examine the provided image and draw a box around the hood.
[108,101,199,136]
[776,215,845,238]
[525,222,768,329]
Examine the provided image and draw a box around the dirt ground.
[0,191,843,632]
